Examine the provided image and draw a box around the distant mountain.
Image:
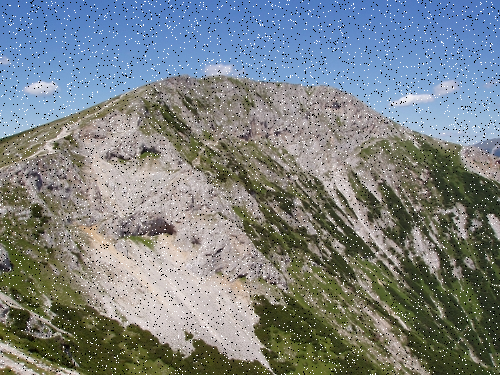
[474,137,500,157]
[0,75,499,374]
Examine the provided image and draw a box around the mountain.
[473,138,500,157]
[0,75,499,374]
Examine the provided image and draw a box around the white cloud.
[23,80,58,96]
[433,80,459,96]
[390,93,434,107]
[390,80,459,107]
[204,64,242,77]
[485,79,499,88]
[0,57,10,65]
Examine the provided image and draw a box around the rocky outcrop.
[0,244,12,272]
[461,145,500,182]
[105,213,176,238]
[174,218,287,287]
[104,137,161,161]
[0,153,104,227]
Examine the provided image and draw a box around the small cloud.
[390,79,459,107]
[433,80,459,96]
[0,57,10,65]
[23,80,58,96]
[204,64,243,77]
[390,93,434,107]
[485,79,500,88]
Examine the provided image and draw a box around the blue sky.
[0,0,499,145]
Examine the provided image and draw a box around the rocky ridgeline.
[0,76,499,374]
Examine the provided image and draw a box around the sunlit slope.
[0,75,499,374]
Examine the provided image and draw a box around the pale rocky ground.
[461,145,500,182]
[78,227,269,366]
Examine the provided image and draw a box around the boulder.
[102,212,176,239]
[0,244,12,272]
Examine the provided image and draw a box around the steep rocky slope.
[0,75,499,374]
[473,138,500,157]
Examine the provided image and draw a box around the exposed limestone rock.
[175,218,287,287]
[461,146,500,183]
[450,258,463,280]
[103,135,162,161]
[463,257,476,270]
[105,212,176,238]
[443,203,470,240]
[0,244,12,272]
[0,302,9,323]
[78,228,271,366]
[27,316,54,339]
[487,214,500,240]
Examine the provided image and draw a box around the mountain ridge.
[0,75,499,374]
[474,138,500,157]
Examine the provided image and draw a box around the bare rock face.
[0,302,9,323]
[0,244,12,272]
[0,153,104,226]
[103,136,162,162]
[0,95,289,366]
[174,218,287,287]
[461,145,500,183]
[100,213,287,289]
[105,212,176,238]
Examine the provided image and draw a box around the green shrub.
[8,308,30,333]
[30,204,43,218]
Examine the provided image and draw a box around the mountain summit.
[0,75,499,374]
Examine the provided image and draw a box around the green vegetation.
[360,137,500,215]
[0,190,84,309]
[181,94,199,116]
[406,330,493,375]
[228,77,250,92]
[413,141,500,212]
[63,134,78,148]
[139,151,160,159]
[348,172,381,222]
[126,236,156,249]
[0,126,58,168]
[8,308,31,333]
[379,182,413,246]
[174,339,270,375]
[253,294,381,375]
[143,99,191,136]
[354,136,500,371]
[0,368,17,374]
[0,302,272,375]
[239,203,316,258]
[243,96,256,113]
